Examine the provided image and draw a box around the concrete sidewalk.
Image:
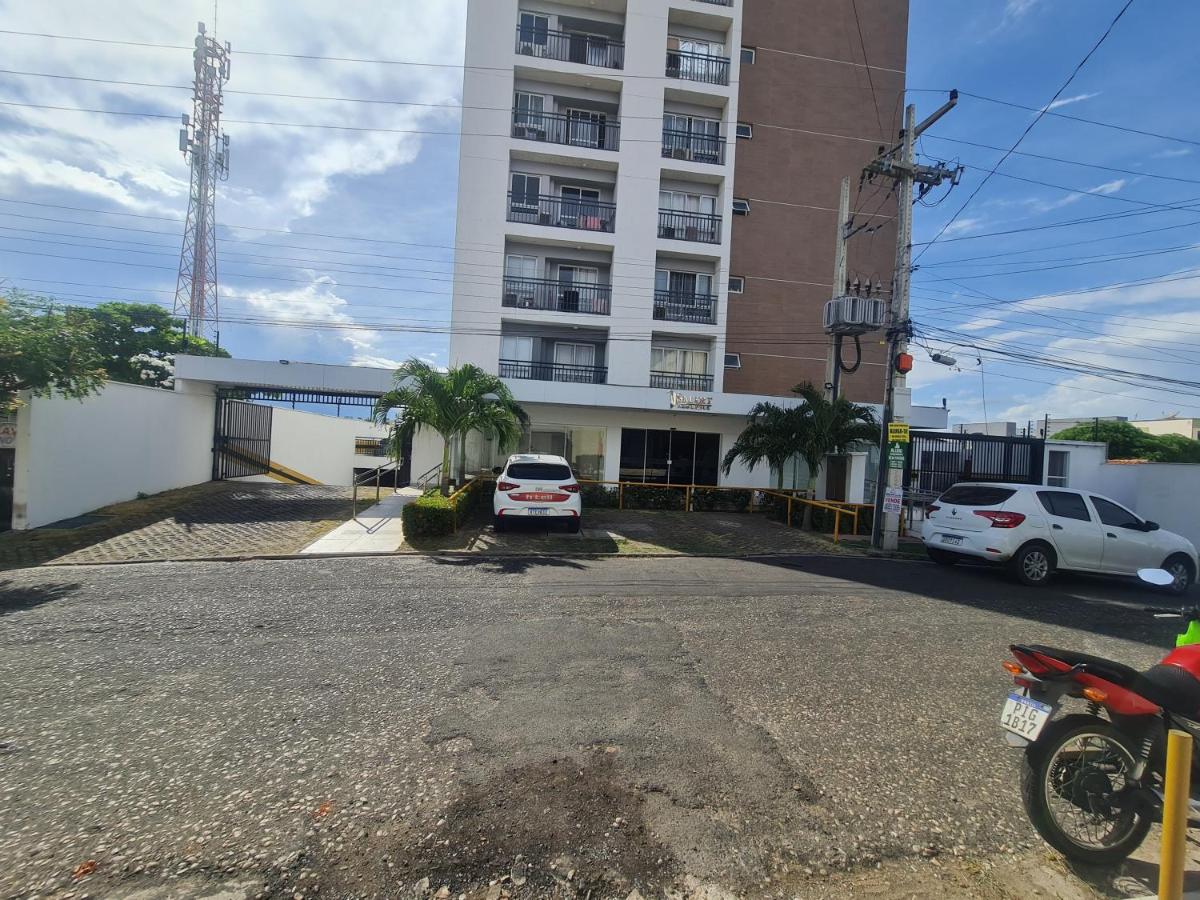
[299,486,420,554]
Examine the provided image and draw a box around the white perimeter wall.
[261,406,390,486]
[12,381,213,530]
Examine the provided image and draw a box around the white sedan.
[493,453,582,533]
[921,482,1197,593]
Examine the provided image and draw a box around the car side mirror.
[1143,520,1160,532]
[492,466,503,475]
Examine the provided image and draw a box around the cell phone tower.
[174,21,231,340]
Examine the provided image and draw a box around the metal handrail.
[352,458,402,520]
[514,25,625,69]
[652,289,716,324]
[665,49,731,86]
[657,209,721,243]
[499,358,608,384]
[502,275,612,315]
[507,193,617,232]
[512,109,620,151]
[661,128,725,164]
[649,372,714,391]
[414,461,443,492]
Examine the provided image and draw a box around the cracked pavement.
[0,554,1188,898]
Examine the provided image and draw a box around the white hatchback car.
[493,453,582,533]
[921,482,1198,593]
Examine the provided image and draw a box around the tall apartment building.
[447,0,936,489]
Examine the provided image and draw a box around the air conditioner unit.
[822,295,887,336]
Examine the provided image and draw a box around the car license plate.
[1000,692,1052,740]
[527,507,550,516]
[941,534,964,546]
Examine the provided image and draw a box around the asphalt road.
[0,555,1189,899]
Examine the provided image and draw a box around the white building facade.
[447,0,941,490]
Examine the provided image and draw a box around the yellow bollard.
[1160,728,1192,900]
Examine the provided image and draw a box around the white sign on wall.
[883,485,904,515]
[669,392,712,411]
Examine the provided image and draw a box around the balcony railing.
[661,129,725,165]
[515,26,624,69]
[502,276,611,315]
[650,372,714,391]
[657,209,721,244]
[509,193,617,233]
[500,359,608,384]
[665,50,731,86]
[512,110,620,151]
[652,290,717,324]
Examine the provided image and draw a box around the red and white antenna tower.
[174,21,231,340]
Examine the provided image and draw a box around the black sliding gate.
[905,431,1044,499]
[213,398,273,480]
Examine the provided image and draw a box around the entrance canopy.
[175,355,397,404]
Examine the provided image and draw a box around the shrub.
[402,478,495,538]
[690,487,751,512]
[622,484,685,510]
[580,483,619,508]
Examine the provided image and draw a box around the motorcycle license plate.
[941,534,964,546]
[1000,692,1052,740]
[527,508,550,516]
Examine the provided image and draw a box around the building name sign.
[669,391,712,411]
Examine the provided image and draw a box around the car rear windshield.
[506,463,573,481]
[938,485,1017,507]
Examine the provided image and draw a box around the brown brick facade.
[724,0,909,403]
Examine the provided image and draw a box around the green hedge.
[580,483,620,508]
[402,478,495,538]
[622,484,686,510]
[690,487,751,512]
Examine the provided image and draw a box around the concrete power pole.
[868,93,962,550]
[174,22,231,340]
[824,177,852,401]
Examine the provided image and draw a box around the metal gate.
[213,398,273,480]
[906,431,1044,499]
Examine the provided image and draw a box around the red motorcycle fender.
[1076,672,1161,716]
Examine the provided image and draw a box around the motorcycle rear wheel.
[1020,714,1151,866]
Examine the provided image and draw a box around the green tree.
[722,382,879,527]
[83,302,227,388]
[0,294,106,413]
[372,360,528,495]
[1047,420,1200,461]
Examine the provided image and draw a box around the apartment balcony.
[500,359,608,384]
[512,110,620,152]
[502,276,611,316]
[509,194,617,233]
[515,26,624,70]
[661,129,725,165]
[652,290,716,324]
[650,372,714,391]
[665,50,730,86]
[657,209,721,244]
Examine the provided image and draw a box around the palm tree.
[722,382,879,527]
[372,360,528,495]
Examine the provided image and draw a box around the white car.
[921,482,1197,593]
[493,453,582,533]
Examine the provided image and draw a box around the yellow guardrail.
[576,479,870,543]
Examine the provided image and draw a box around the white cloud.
[941,216,986,237]
[1026,178,1126,213]
[1044,92,1101,112]
[1003,0,1040,19]
[1153,147,1193,159]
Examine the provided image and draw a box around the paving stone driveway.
[0,483,357,569]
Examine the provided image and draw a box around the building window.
[724,353,741,369]
[619,428,720,485]
[469,424,606,482]
[732,198,751,216]
[740,47,756,65]
[728,275,744,293]
[735,122,753,139]
[1047,450,1070,487]
[650,347,709,376]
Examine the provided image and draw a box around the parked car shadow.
[0,579,81,617]
[428,555,588,575]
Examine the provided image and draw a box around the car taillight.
[975,510,1026,528]
[560,484,580,493]
[497,481,518,492]
[928,504,941,514]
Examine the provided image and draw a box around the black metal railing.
[508,193,617,232]
[650,372,714,391]
[515,26,624,69]
[502,276,611,315]
[657,209,721,243]
[500,358,608,384]
[665,50,731,85]
[652,290,717,324]
[354,437,387,457]
[512,109,620,151]
[661,129,725,164]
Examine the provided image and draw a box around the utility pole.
[174,21,231,340]
[869,93,962,551]
[825,177,852,401]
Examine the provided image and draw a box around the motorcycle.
[1002,568,1200,865]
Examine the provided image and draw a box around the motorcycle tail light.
[1083,687,1108,703]
[975,510,1026,528]
[1002,660,1024,676]
[497,480,518,492]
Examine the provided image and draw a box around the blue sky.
[0,0,1197,427]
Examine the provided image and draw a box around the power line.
[849,0,886,141]
[912,0,1137,264]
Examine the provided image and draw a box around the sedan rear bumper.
[922,525,1017,562]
